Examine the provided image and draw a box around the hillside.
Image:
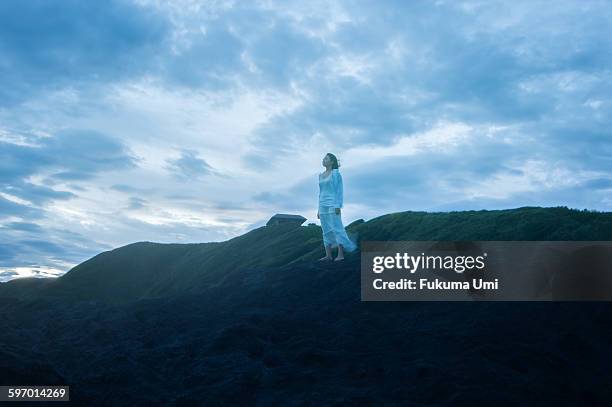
[2,205,612,304]
[1,206,612,404]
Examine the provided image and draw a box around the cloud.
[1,130,139,183]
[0,0,170,106]
[41,129,141,181]
[1,222,44,233]
[0,244,19,264]
[0,271,18,278]
[17,239,67,255]
[1,129,139,207]
[110,184,154,194]
[5,181,77,206]
[0,221,112,276]
[0,195,46,219]
[164,149,215,180]
[127,197,148,210]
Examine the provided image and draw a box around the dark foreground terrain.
[1,206,612,405]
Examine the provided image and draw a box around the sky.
[1,0,611,281]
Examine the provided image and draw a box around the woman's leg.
[335,243,345,261]
[329,211,356,259]
[319,244,333,261]
[319,208,336,260]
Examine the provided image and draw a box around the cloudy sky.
[1,0,611,281]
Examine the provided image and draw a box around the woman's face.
[322,155,330,167]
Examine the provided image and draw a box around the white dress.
[318,169,358,252]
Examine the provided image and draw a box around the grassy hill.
[1,205,612,404]
[2,205,611,304]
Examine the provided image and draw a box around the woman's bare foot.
[318,256,332,261]
[334,256,344,261]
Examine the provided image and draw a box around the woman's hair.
[326,153,340,169]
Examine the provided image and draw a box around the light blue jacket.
[318,169,343,208]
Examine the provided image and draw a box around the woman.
[317,153,358,261]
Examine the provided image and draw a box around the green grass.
[2,205,612,303]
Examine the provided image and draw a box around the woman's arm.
[334,171,343,209]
